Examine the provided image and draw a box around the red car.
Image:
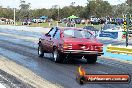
[38,27,104,63]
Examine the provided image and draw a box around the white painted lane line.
[0,83,6,88]
[0,32,38,42]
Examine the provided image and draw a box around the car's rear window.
[63,29,94,39]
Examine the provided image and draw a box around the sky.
[0,0,126,9]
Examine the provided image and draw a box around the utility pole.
[14,8,16,26]
[58,5,60,21]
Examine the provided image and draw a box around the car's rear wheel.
[38,44,44,58]
[86,55,97,64]
[53,49,62,63]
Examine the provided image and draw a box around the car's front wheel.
[86,55,97,64]
[38,44,44,58]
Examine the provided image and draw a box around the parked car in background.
[58,18,68,24]
[32,19,43,23]
[38,27,104,63]
[66,20,76,27]
[62,18,68,24]
[0,19,5,24]
[116,18,123,25]
[22,19,32,25]
[81,19,85,24]
[90,16,99,25]
[74,18,81,24]
[99,18,106,24]
[108,18,118,25]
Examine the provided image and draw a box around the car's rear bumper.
[62,50,104,56]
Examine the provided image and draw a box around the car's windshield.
[63,29,95,39]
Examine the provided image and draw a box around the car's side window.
[63,30,74,37]
[48,28,57,38]
[54,30,60,39]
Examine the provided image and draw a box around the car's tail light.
[63,43,72,49]
[96,46,103,52]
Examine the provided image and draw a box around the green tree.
[126,0,132,6]
[30,8,49,18]
[112,3,129,17]
[0,7,14,19]
[19,0,31,20]
[84,0,112,18]
[126,0,132,14]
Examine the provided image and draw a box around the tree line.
[0,0,131,21]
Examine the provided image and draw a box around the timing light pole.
[123,12,131,47]
[126,13,131,47]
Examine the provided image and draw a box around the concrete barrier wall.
[106,44,132,55]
